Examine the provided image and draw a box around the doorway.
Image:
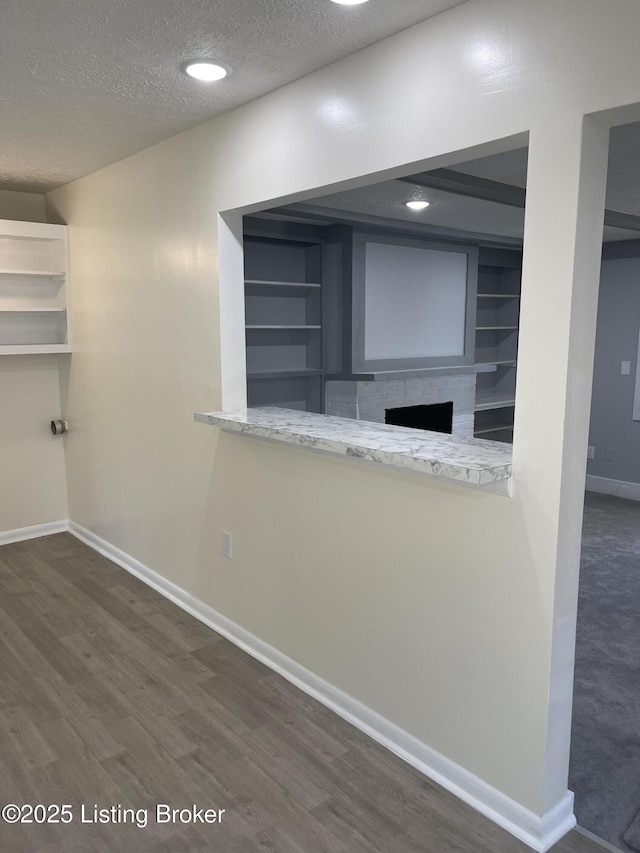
[571,120,640,849]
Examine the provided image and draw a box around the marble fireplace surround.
[325,372,477,438]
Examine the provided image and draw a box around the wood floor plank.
[241,728,332,812]
[174,706,248,761]
[32,672,124,762]
[0,534,609,853]
[192,638,274,682]
[0,595,90,685]
[0,705,58,770]
[264,709,351,763]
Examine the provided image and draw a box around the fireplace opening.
[385,401,453,434]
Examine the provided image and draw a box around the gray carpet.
[570,491,640,851]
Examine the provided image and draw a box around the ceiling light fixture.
[405,200,430,211]
[183,60,230,82]
[330,0,370,5]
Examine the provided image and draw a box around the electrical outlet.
[222,531,232,559]
[622,361,631,375]
[587,445,595,460]
[604,448,614,462]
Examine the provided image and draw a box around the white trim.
[218,212,247,410]
[585,474,640,502]
[68,520,573,852]
[540,795,577,851]
[0,218,67,239]
[0,519,69,546]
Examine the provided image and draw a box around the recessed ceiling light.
[405,200,430,211]
[183,60,230,82]
[330,0,370,5]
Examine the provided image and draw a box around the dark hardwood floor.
[0,533,607,852]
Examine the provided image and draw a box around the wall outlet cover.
[622,361,631,375]
[587,446,595,460]
[222,531,232,559]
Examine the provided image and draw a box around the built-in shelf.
[0,307,65,313]
[475,396,516,412]
[475,359,517,368]
[474,248,522,444]
[0,220,71,354]
[244,226,324,413]
[0,269,66,278]
[476,293,520,299]
[245,324,321,330]
[0,269,65,278]
[247,368,324,380]
[474,424,515,436]
[0,344,71,355]
[245,279,321,289]
[475,325,519,331]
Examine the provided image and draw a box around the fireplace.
[325,374,475,437]
[385,401,453,434]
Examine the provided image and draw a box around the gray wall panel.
[588,258,640,483]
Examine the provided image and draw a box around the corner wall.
[0,190,47,223]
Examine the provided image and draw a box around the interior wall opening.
[238,142,530,445]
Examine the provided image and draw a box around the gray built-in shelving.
[244,222,324,413]
[473,248,522,442]
[243,216,522,441]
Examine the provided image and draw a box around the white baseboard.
[586,474,640,502]
[0,519,69,547]
[67,519,573,852]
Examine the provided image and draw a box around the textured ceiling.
[309,180,527,238]
[0,0,467,193]
[305,183,640,243]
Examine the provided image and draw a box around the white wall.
[46,0,639,836]
[0,192,68,535]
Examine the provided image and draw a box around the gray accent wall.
[588,257,640,483]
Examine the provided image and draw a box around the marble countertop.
[194,407,512,489]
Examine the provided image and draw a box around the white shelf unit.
[244,231,324,413]
[0,220,71,354]
[473,250,521,442]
